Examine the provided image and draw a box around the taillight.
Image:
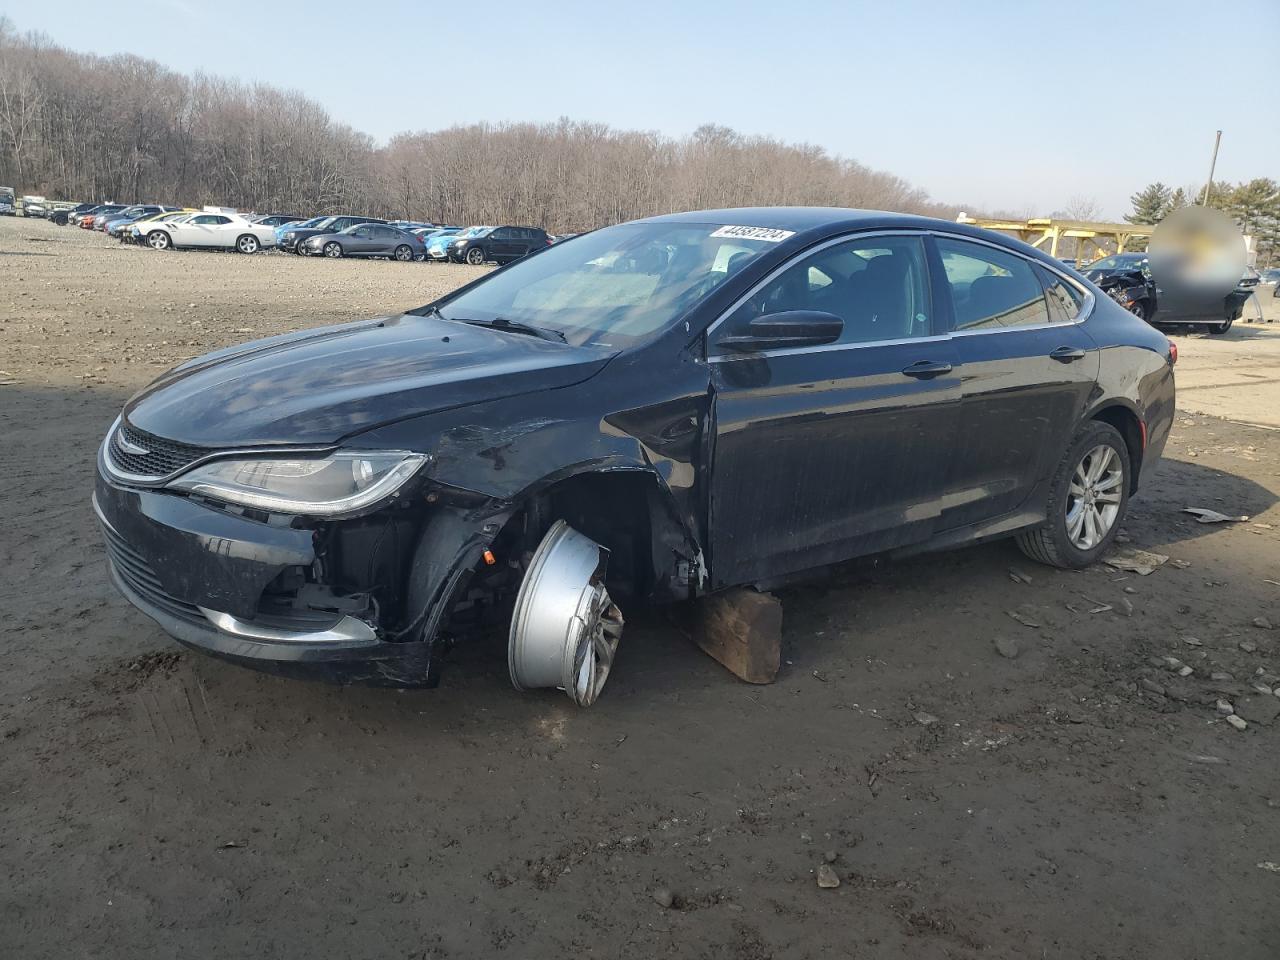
[1168,340,1178,365]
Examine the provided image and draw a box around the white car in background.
[143,209,276,253]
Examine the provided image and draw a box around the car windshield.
[435,221,779,347]
[1087,255,1146,271]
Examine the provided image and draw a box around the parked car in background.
[0,199,13,216]
[104,205,178,237]
[449,225,550,264]
[21,196,49,218]
[142,210,276,253]
[0,186,15,213]
[280,215,388,254]
[301,222,424,260]
[82,204,127,228]
[425,226,483,261]
[93,207,1174,700]
[252,214,305,228]
[124,210,195,243]
[274,215,327,248]
[1260,267,1280,284]
[53,202,99,225]
[1083,252,1252,334]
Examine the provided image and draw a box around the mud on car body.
[95,208,1176,703]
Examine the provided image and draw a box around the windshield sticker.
[709,225,795,243]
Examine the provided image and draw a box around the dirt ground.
[2,217,1278,959]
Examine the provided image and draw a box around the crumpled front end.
[93,429,509,687]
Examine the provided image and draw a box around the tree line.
[0,21,963,232]
[1126,179,1279,268]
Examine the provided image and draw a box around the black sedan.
[279,215,387,254]
[301,222,424,261]
[94,208,1175,704]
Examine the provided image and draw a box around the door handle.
[901,359,953,378]
[1050,346,1086,363]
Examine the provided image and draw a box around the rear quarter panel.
[1083,297,1175,485]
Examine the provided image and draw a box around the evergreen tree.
[1161,187,1189,219]
[1125,182,1170,224]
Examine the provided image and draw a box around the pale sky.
[6,0,1277,219]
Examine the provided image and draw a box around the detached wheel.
[147,231,171,250]
[1129,301,1150,322]
[393,244,413,262]
[323,241,343,258]
[1209,315,1233,335]
[1017,421,1130,569]
[236,234,260,254]
[465,246,486,265]
[508,520,624,707]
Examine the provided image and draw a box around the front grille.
[110,421,211,479]
[101,521,206,627]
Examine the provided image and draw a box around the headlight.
[168,451,428,517]
[285,232,295,239]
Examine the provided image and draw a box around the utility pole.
[1200,130,1222,205]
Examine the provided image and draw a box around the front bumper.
[93,468,439,686]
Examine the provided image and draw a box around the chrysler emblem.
[117,433,150,456]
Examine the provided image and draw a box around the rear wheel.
[393,244,413,262]
[1129,300,1150,322]
[465,246,486,265]
[1017,420,1130,569]
[236,234,260,254]
[147,231,171,250]
[323,241,343,258]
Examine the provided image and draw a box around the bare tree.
[0,25,981,230]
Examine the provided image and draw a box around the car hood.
[123,314,618,447]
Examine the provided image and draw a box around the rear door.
[932,235,1099,530]
[706,232,962,587]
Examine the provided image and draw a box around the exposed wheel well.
[1089,405,1143,493]
[490,471,698,605]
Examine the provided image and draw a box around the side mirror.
[718,310,844,353]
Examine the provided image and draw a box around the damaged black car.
[95,208,1176,704]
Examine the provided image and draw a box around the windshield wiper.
[462,316,567,343]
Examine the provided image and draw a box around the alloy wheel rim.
[239,237,257,253]
[325,243,340,257]
[570,585,625,707]
[396,246,410,261]
[467,248,483,264]
[1065,444,1122,550]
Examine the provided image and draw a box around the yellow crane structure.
[955,214,1154,264]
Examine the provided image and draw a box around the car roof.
[637,206,1019,243]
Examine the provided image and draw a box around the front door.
[490,228,519,261]
[348,225,378,254]
[931,236,1100,530]
[706,233,961,588]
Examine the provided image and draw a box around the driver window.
[716,235,931,348]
